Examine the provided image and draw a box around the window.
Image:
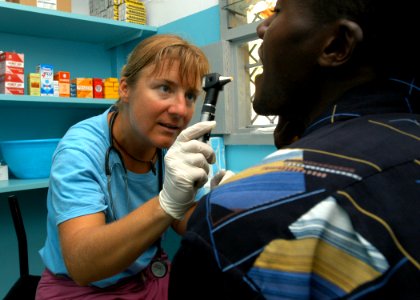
[219,0,277,144]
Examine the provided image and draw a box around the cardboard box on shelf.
[0,73,25,95]
[103,77,119,99]
[36,64,54,96]
[0,80,24,94]
[0,73,24,84]
[0,51,24,75]
[54,71,70,97]
[28,72,41,96]
[92,78,104,98]
[71,78,93,98]
[6,0,71,12]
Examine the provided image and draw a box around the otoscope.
[197,73,233,142]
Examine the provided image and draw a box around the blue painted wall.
[158,5,221,46]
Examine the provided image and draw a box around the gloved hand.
[159,121,216,219]
[210,169,235,189]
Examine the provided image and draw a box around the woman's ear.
[119,77,129,102]
[318,19,363,67]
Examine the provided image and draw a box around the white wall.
[71,0,89,15]
[70,0,218,26]
[145,0,218,26]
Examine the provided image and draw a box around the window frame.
[217,0,274,145]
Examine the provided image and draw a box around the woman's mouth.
[159,122,180,132]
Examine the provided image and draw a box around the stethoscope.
[104,105,168,278]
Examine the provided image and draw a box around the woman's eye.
[185,92,197,103]
[158,85,170,93]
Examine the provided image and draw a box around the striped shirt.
[169,78,420,299]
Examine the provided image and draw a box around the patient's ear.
[318,19,363,67]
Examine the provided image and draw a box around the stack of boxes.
[103,78,119,99]
[0,52,25,95]
[89,0,146,25]
[118,0,146,25]
[6,0,72,12]
[89,0,119,20]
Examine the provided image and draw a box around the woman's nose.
[168,93,188,117]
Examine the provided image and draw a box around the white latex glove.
[159,121,216,219]
[210,169,235,189]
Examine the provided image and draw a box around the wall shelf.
[0,2,157,49]
[0,178,48,193]
[0,94,116,109]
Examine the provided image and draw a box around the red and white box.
[0,51,25,95]
[0,52,24,74]
[0,79,25,95]
[93,78,104,98]
[0,73,24,84]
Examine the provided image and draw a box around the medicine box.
[6,0,72,12]
[93,78,104,98]
[71,78,93,98]
[53,80,59,96]
[0,52,25,94]
[0,51,24,75]
[54,71,70,97]
[118,1,146,25]
[28,73,41,96]
[36,64,54,96]
[104,77,119,99]
[0,79,25,95]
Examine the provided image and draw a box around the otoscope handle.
[197,103,217,142]
[197,73,232,143]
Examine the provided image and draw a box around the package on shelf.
[117,0,145,7]
[0,51,24,75]
[0,77,24,94]
[0,52,25,94]
[71,78,93,98]
[103,77,119,99]
[70,82,76,97]
[6,0,71,12]
[36,0,56,10]
[93,78,104,98]
[0,73,24,84]
[36,64,54,96]
[54,71,70,97]
[53,80,59,96]
[89,0,118,20]
[118,0,146,25]
[27,72,41,96]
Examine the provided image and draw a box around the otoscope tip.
[220,76,233,82]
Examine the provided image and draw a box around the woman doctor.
[36,34,215,299]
